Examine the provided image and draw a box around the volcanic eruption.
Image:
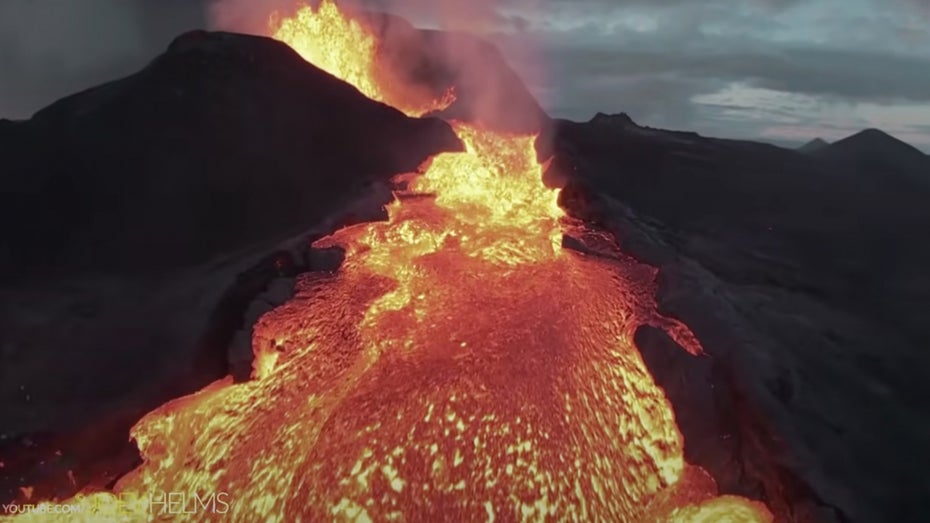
[4,1,774,521]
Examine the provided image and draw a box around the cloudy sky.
[2,0,929,150]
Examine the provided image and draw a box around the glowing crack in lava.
[5,1,775,521]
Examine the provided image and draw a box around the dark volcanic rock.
[589,111,637,129]
[553,118,930,522]
[635,326,841,523]
[0,30,461,278]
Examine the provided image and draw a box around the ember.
[4,1,774,521]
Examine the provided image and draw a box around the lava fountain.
[271,0,455,118]
[4,1,773,521]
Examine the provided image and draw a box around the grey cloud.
[545,45,930,103]
[541,0,802,7]
[550,73,721,128]
[532,36,930,145]
[900,0,930,17]
[746,49,930,103]
[485,0,930,148]
[0,0,206,119]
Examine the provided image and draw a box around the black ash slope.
[549,114,930,523]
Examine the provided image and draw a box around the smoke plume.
[207,0,550,133]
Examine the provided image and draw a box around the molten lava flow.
[4,3,775,522]
[4,124,772,522]
[271,0,455,118]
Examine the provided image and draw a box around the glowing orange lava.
[4,1,775,521]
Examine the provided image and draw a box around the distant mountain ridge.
[798,137,829,153]
[819,128,927,159]
[812,128,929,187]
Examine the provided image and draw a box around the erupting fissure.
[271,0,456,118]
[6,1,773,521]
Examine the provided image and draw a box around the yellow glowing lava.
[271,0,455,117]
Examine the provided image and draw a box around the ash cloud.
[356,0,551,131]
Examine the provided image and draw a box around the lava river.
[3,1,774,521]
[4,127,773,522]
